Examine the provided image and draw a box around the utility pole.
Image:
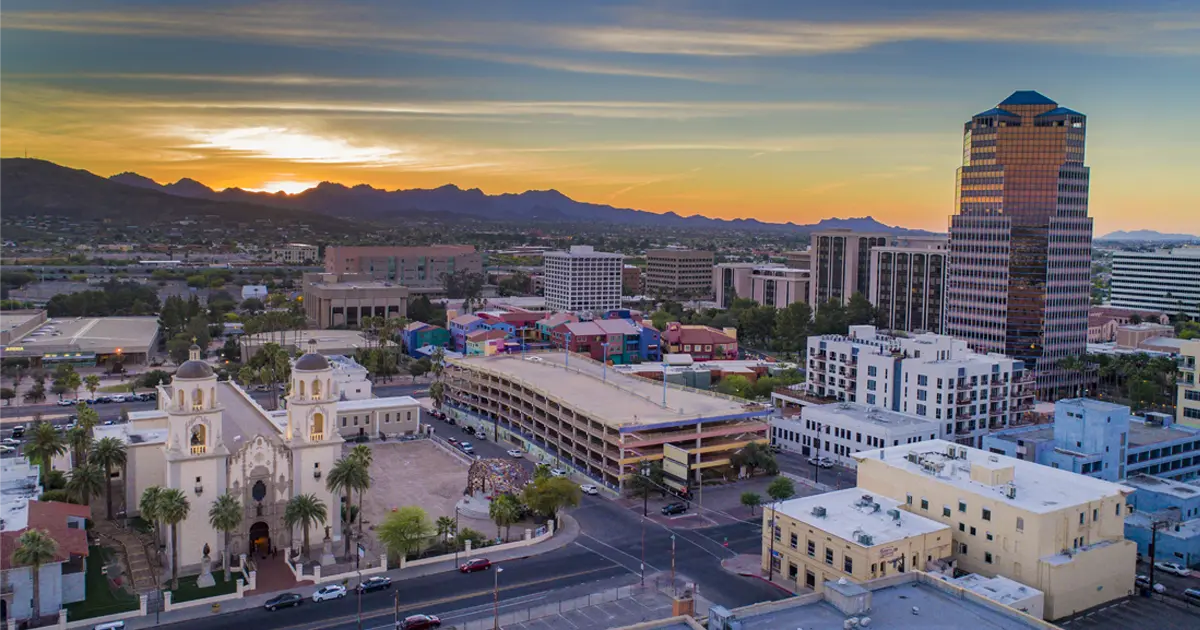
[662,362,668,406]
[454,506,461,567]
[813,423,821,486]
[670,534,677,596]
[393,590,399,628]
[640,515,646,587]
[1148,515,1173,591]
[641,462,650,517]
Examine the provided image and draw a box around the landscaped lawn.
[170,572,239,603]
[65,546,140,621]
[97,383,136,393]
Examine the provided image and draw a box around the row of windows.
[339,410,413,427]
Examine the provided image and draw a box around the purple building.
[946,91,1092,399]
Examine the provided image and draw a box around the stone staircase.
[90,514,162,596]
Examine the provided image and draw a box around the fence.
[781,471,832,493]
[61,594,149,629]
[400,519,555,570]
[453,583,643,630]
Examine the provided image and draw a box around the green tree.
[91,437,127,521]
[84,374,101,399]
[489,493,523,541]
[139,369,172,390]
[66,427,92,470]
[740,491,762,516]
[409,358,430,382]
[774,302,813,358]
[25,421,66,483]
[157,488,191,589]
[24,379,46,403]
[435,516,457,544]
[429,381,445,408]
[0,387,14,405]
[208,493,243,581]
[377,506,434,560]
[66,462,105,506]
[846,292,881,327]
[65,369,83,400]
[812,300,849,335]
[730,442,777,477]
[284,493,328,560]
[650,310,672,331]
[140,486,165,548]
[521,477,582,520]
[348,445,374,538]
[715,375,753,399]
[766,477,796,502]
[240,297,265,313]
[326,455,370,559]
[10,529,59,624]
[76,403,100,437]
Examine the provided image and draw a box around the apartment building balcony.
[957,382,972,391]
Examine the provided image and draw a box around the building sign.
[879,546,898,558]
[662,443,690,492]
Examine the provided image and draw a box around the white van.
[93,622,127,630]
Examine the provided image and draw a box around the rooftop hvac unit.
[906,452,921,465]
[861,494,874,504]
[708,605,735,630]
[1006,484,1017,499]
[958,447,967,459]
[857,533,875,546]
[946,444,957,458]
[812,506,827,518]
[871,502,881,512]
[860,618,872,627]
[887,509,901,521]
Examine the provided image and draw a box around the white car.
[110,395,127,403]
[1154,561,1191,576]
[1,438,22,446]
[312,584,347,602]
[0,445,15,455]
[580,484,599,495]
[57,399,77,406]
[550,468,568,478]
[506,449,524,458]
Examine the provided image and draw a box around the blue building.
[1122,474,1200,568]
[983,398,1200,483]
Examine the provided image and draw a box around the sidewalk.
[123,513,581,629]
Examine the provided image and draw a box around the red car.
[459,558,491,573]
[398,614,441,629]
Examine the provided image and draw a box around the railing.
[189,445,207,455]
[309,432,324,441]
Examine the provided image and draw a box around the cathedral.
[101,345,346,574]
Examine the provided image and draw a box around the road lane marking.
[271,565,620,630]
[575,535,662,575]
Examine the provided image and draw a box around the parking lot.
[1059,595,1200,630]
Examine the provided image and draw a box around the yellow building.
[853,440,1136,620]
[1178,340,1200,428]
[761,488,953,593]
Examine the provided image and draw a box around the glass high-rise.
[946,91,1092,398]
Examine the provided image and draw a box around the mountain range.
[1097,230,1198,242]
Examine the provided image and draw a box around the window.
[982,508,991,521]
[790,533,798,550]
[917,389,928,401]
[1016,517,1024,531]
[918,375,928,386]
[1079,512,1085,525]
[341,417,347,427]
[960,543,968,554]
[867,380,877,391]
[943,506,951,518]
[1092,508,1098,522]
[959,523,965,532]
[921,499,929,510]
[807,540,816,557]
[825,548,834,565]
[1116,504,1121,516]
[985,552,993,564]
[906,494,913,506]
[867,394,877,405]
[868,366,877,376]
[970,526,977,536]
[958,501,967,513]
[986,532,994,541]
[844,556,854,574]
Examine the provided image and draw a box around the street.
[774,449,857,490]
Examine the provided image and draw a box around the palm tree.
[140,485,165,562]
[157,488,191,589]
[284,494,328,561]
[11,529,59,624]
[435,516,456,545]
[66,462,105,506]
[208,494,243,582]
[488,494,522,541]
[84,374,101,400]
[326,457,369,559]
[430,347,446,382]
[25,421,66,483]
[429,381,445,409]
[66,371,83,401]
[91,437,128,521]
[76,403,100,437]
[67,426,92,469]
[237,366,258,391]
[348,445,374,538]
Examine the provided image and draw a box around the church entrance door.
[249,521,271,558]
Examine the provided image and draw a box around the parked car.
[356,576,393,593]
[1154,561,1191,576]
[1135,574,1151,588]
[1,438,22,446]
[397,614,442,629]
[95,396,113,404]
[0,445,15,455]
[57,399,77,406]
[580,484,599,496]
[507,449,524,458]
[459,441,474,455]
[550,468,568,477]
[10,426,25,439]
[459,558,491,573]
[661,502,688,516]
[110,395,127,403]
[312,584,347,602]
[1184,588,1200,603]
[807,457,834,469]
[264,593,303,611]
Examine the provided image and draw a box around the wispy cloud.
[5,72,431,88]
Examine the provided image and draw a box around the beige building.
[782,250,811,270]
[272,243,320,265]
[1179,340,1200,428]
[749,266,810,309]
[810,230,893,307]
[868,237,949,335]
[644,249,714,299]
[303,273,409,328]
[713,263,756,309]
[761,488,953,593]
[323,245,482,289]
[1114,322,1175,349]
[853,440,1136,620]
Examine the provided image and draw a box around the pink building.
[323,245,482,289]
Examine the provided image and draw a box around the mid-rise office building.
[945,91,1093,399]
[1121,474,1200,569]
[644,249,714,299]
[782,250,811,270]
[770,401,944,467]
[810,230,893,307]
[1180,341,1200,428]
[323,245,482,289]
[1110,248,1200,319]
[805,325,1034,447]
[713,263,810,309]
[868,237,949,334]
[855,440,1136,620]
[272,242,320,265]
[622,264,643,296]
[301,273,408,328]
[542,246,623,314]
[713,263,756,308]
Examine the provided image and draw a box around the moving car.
[459,558,491,573]
[447,437,459,446]
[1184,588,1200,604]
[57,399,77,406]
[580,484,599,496]
[1154,561,1191,576]
[1,438,22,446]
[312,584,347,602]
[807,456,834,469]
[0,445,15,455]
[507,449,524,458]
[397,614,442,629]
[550,468,568,477]
[9,427,25,439]
[264,593,303,611]
[356,576,393,593]
[459,441,474,455]
[661,502,689,516]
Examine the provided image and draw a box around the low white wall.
[162,575,250,613]
[401,520,555,569]
[63,594,148,629]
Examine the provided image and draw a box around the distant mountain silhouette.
[1098,230,1197,242]
[104,169,933,234]
[3,159,360,233]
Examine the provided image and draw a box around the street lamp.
[602,342,609,382]
[661,362,669,406]
[493,566,504,630]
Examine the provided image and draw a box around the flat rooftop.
[0,310,43,334]
[309,280,407,291]
[335,395,421,412]
[0,458,40,531]
[1122,473,1200,499]
[989,425,1055,445]
[944,573,1042,608]
[774,488,949,546]
[807,401,941,431]
[1128,420,1197,448]
[452,352,763,430]
[95,423,168,446]
[5,316,159,355]
[737,578,1044,630]
[856,440,1131,514]
[242,329,383,353]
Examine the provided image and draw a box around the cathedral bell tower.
[286,340,339,444]
[167,343,225,456]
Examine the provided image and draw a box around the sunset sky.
[3,0,1198,234]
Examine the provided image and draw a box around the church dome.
[175,345,214,379]
[294,352,330,371]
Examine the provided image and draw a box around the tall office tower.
[809,230,893,307]
[543,245,623,313]
[869,236,949,334]
[946,91,1092,399]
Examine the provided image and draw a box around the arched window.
[192,388,204,411]
[189,424,207,454]
[176,389,184,410]
[299,380,306,398]
[311,412,325,440]
[209,387,215,409]
[312,379,322,401]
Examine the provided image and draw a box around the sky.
[2,0,1199,234]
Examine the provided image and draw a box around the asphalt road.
[775,450,857,490]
